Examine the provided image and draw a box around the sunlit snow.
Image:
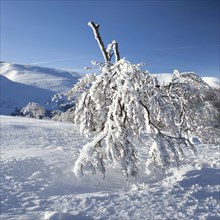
[1,116,219,220]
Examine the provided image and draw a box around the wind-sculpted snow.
[1,116,219,220]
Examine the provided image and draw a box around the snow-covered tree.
[68,22,219,179]
[20,102,47,119]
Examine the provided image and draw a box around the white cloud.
[31,57,84,65]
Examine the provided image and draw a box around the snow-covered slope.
[0,75,54,114]
[1,116,219,220]
[0,62,81,114]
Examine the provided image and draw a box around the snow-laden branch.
[112,40,120,63]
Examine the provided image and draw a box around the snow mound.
[0,61,81,93]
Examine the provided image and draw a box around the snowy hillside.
[1,116,219,220]
[0,62,80,92]
[0,62,81,114]
[0,75,54,115]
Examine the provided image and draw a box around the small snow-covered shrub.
[51,108,75,122]
[20,102,48,119]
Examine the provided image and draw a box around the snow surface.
[1,116,219,220]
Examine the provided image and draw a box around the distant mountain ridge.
[0,62,81,114]
[0,61,81,93]
[0,61,219,115]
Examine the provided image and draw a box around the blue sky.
[1,0,219,77]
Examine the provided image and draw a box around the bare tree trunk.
[88,21,120,63]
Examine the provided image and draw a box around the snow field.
[1,116,219,220]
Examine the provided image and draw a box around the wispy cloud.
[31,57,84,65]
[148,44,219,52]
